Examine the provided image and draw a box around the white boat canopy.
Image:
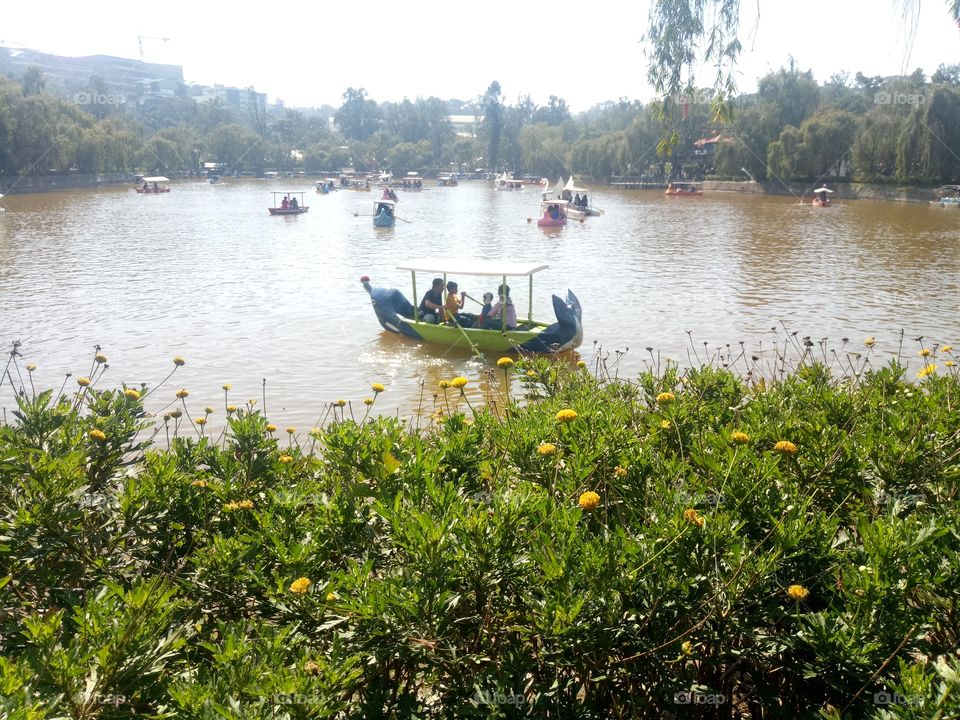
[564,176,589,194]
[143,176,169,183]
[812,187,834,193]
[397,258,549,277]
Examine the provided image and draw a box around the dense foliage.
[2,341,960,718]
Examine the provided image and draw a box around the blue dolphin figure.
[361,278,422,341]
[519,290,582,353]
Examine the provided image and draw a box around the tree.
[532,96,571,125]
[21,66,45,96]
[481,81,504,170]
[932,64,960,85]
[335,87,380,141]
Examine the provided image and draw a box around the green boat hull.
[399,318,546,352]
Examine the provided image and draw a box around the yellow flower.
[439,380,451,389]
[95,353,108,364]
[309,427,322,438]
[226,405,238,413]
[864,337,876,347]
[88,429,106,441]
[526,370,537,378]
[248,399,257,406]
[684,508,705,527]
[363,397,374,406]
[289,577,311,595]
[195,417,207,426]
[303,660,321,675]
[681,640,693,655]
[286,426,296,435]
[787,584,809,601]
[773,440,798,456]
[919,348,932,357]
[222,383,231,391]
[537,442,558,456]
[578,491,600,510]
[450,377,468,389]
[614,465,628,477]
[940,345,953,353]
[555,408,578,423]
[77,377,91,387]
[916,364,937,378]
[236,499,253,509]
[730,431,750,444]
[173,356,186,366]
[947,361,956,368]
[371,382,386,393]
[26,363,37,372]
[265,423,277,432]
[497,357,514,368]
[576,360,586,368]
[660,420,671,430]
[279,455,294,464]
[204,406,214,414]
[335,399,347,407]
[170,409,182,419]
[192,479,208,488]
[175,388,189,399]
[124,388,141,400]
[656,391,676,404]
[326,591,338,603]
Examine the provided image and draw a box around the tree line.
[0,63,958,184]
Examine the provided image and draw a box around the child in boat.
[443,281,465,323]
[477,292,494,328]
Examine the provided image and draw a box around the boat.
[381,186,399,202]
[494,173,524,191]
[665,181,703,197]
[373,199,396,227]
[268,192,309,215]
[377,171,394,186]
[536,199,568,227]
[437,173,459,187]
[399,172,424,190]
[811,186,833,207]
[136,176,171,193]
[560,177,603,218]
[934,185,960,207]
[316,178,338,193]
[361,258,582,354]
[208,175,221,184]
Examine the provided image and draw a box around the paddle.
[351,210,412,223]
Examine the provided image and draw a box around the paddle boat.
[437,173,459,187]
[536,199,568,227]
[373,199,396,227]
[316,178,338,193]
[934,185,960,207]
[561,177,603,218]
[136,176,171,193]
[381,186,399,202]
[495,173,524,191]
[664,181,703,197]
[268,192,309,215]
[399,172,424,191]
[811,186,833,207]
[361,259,582,354]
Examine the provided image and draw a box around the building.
[449,114,483,138]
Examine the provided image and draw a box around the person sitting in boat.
[488,284,517,331]
[281,196,290,209]
[290,195,299,209]
[574,193,581,207]
[142,181,149,191]
[153,182,160,191]
[419,277,445,323]
[442,280,466,324]
[547,204,560,220]
[580,194,588,208]
[477,292,494,328]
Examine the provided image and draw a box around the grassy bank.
[1,342,959,718]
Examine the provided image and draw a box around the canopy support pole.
[528,275,533,322]
[411,271,418,321]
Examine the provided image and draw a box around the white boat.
[494,173,524,191]
[561,177,602,218]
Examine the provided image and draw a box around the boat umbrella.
[396,258,549,324]
[812,187,834,193]
[143,176,170,183]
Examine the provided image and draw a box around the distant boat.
[316,178,338,193]
[269,191,309,215]
[136,176,171,193]
[665,181,703,197]
[811,186,833,207]
[400,172,424,190]
[561,177,602,218]
[494,173,524,191]
[437,173,459,187]
[934,185,960,207]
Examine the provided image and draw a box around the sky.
[1,0,957,111]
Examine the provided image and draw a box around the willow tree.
[645,0,960,152]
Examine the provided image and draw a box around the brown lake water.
[0,180,957,431]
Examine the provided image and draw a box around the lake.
[0,179,957,431]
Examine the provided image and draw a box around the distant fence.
[0,173,135,195]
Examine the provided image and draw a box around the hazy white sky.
[2,0,957,110]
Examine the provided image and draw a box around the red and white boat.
[136,176,171,193]
[495,173,524,191]
[811,186,833,207]
[268,191,309,215]
[536,199,568,227]
[665,181,703,197]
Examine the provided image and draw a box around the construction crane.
[137,35,170,61]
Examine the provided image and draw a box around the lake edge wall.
[0,173,136,195]
[701,180,936,203]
